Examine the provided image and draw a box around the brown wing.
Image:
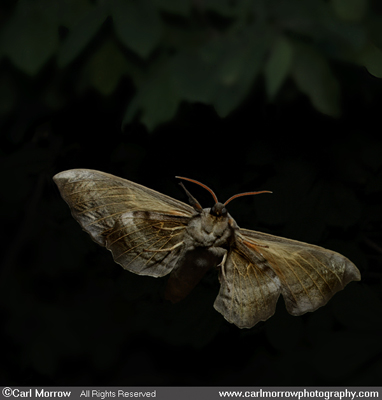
[53,169,194,277]
[214,249,282,329]
[214,229,360,329]
[241,229,360,322]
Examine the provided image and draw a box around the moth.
[53,169,361,329]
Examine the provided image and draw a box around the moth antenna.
[178,182,203,212]
[176,176,219,204]
[224,190,272,206]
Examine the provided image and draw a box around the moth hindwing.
[54,169,361,329]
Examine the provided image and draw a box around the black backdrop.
[1,16,382,383]
[2,82,382,386]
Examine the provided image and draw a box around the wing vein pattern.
[54,169,194,277]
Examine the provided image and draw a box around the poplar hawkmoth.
[53,169,361,329]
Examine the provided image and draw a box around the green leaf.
[213,37,266,117]
[112,0,162,58]
[123,64,180,131]
[170,31,267,118]
[59,0,94,30]
[57,3,110,68]
[292,43,341,117]
[216,39,255,86]
[359,44,382,79]
[264,36,293,100]
[86,40,129,96]
[169,48,217,104]
[331,0,368,22]
[0,0,59,75]
[153,0,190,16]
[204,0,240,17]
[0,73,17,117]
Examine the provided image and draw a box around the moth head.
[176,176,272,216]
[210,202,227,217]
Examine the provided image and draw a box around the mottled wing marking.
[214,227,360,328]
[54,169,194,277]
[106,214,186,276]
[236,229,361,316]
[214,249,281,329]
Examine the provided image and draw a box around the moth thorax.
[210,202,227,217]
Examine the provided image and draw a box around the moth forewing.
[53,169,194,277]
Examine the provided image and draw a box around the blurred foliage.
[1,0,382,130]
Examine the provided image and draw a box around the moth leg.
[143,241,183,252]
[217,251,230,292]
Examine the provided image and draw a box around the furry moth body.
[54,169,361,329]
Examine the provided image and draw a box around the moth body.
[185,207,237,248]
[165,207,237,303]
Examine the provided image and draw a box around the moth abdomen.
[164,247,225,303]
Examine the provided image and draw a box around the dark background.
[1,0,382,387]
